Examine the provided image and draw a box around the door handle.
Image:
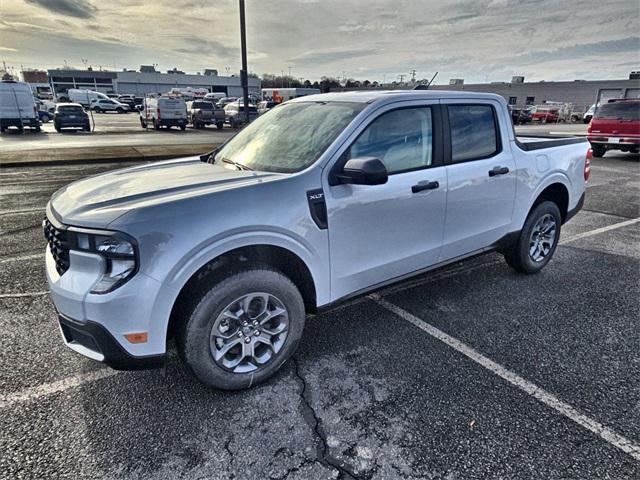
[488,166,510,177]
[411,181,439,193]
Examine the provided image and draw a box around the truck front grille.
[43,217,70,275]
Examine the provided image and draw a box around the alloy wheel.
[210,292,289,373]
[529,213,557,262]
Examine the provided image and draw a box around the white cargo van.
[0,80,41,133]
[58,89,111,107]
[140,96,187,130]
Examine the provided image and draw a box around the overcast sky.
[0,0,638,84]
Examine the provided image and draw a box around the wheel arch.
[529,181,570,224]
[166,243,319,342]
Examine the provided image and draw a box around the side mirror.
[335,157,388,186]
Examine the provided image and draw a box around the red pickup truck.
[587,99,640,157]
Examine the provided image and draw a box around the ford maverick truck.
[44,91,589,389]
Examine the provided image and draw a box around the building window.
[508,96,517,105]
[526,96,535,105]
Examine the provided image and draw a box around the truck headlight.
[69,228,138,294]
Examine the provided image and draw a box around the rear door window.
[595,102,640,120]
[447,105,500,162]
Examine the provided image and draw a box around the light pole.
[239,0,250,124]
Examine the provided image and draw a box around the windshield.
[595,102,640,120]
[216,101,364,173]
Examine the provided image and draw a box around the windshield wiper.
[221,157,253,171]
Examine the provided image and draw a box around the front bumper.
[58,313,165,370]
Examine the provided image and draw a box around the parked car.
[587,99,640,157]
[216,97,237,108]
[204,92,226,103]
[530,106,560,123]
[508,106,532,125]
[257,100,278,115]
[53,103,91,132]
[34,99,54,122]
[44,91,589,389]
[187,100,225,129]
[116,96,137,110]
[90,98,129,113]
[583,104,596,124]
[58,89,111,108]
[224,101,258,128]
[140,96,187,130]
[0,79,40,133]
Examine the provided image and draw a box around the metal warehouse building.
[429,77,640,111]
[336,75,640,112]
[47,68,260,97]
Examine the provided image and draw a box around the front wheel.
[116,107,123,113]
[93,107,101,113]
[504,201,561,274]
[216,121,224,130]
[176,268,305,390]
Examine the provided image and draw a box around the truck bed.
[516,136,587,151]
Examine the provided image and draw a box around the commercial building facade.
[46,68,260,98]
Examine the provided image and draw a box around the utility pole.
[398,74,406,84]
[410,69,416,83]
[239,0,250,124]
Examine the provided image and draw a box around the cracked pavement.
[1,151,639,479]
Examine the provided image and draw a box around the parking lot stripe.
[0,207,45,216]
[0,368,119,410]
[560,217,640,245]
[0,253,42,264]
[371,295,640,461]
[0,291,49,299]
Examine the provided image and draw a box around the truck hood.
[49,157,281,228]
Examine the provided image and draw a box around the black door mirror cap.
[335,157,388,186]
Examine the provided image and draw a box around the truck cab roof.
[288,89,507,105]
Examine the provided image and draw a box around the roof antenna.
[414,71,438,90]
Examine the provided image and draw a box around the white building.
[47,68,260,98]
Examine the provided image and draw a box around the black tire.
[41,114,50,123]
[0,126,5,133]
[84,124,91,132]
[180,124,186,131]
[591,145,605,158]
[504,201,562,274]
[176,267,305,390]
[55,126,61,133]
[34,125,41,133]
[116,107,123,113]
[17,126,24,134]
[140,118,147,129]
[94,107,101,113]
[153,119,160,131]
[216,122,223,130]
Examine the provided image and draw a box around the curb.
[0,143,221,168]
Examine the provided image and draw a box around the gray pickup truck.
[44,90,588,389]
[186,100,225,130]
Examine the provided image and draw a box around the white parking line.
[0,207,45,216]
[0,253,42,264]
[0,368,119,410]
[0,291,48,299]
[560,217,640,245]
[371,295,640,461]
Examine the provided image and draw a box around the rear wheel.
[216,121,224,130]
[94,107,102,113]
[34,125,41,133]
[504,201,561,274]
[591,145,605,157]
[153,119,160,131]
[180,124,186,131]
[140,118,147,129]
[176,268,305,390]
[116,107,123,113]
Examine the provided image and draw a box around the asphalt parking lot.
[0,151,638,479]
